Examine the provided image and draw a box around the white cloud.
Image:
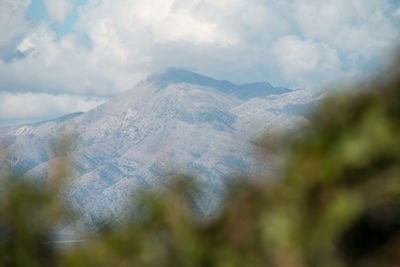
[293,0,397,68]
[395,8,400,17]
[78,0,237,48]
[0,92,106,121]
[17,37,35,53]
[43,0,74,23]
[293,0,389,42]
[0,0,30,57]
[0,20,149,96]
[151,12,236,46]
[273,36,319,77]
[272,35,342,86]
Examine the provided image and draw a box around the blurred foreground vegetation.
[1,58,400,266]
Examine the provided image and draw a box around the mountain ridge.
[0,70,312,225]
[148,68,293,100]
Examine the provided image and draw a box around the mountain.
[0,69,313,225]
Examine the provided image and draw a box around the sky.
[0,0,399,126]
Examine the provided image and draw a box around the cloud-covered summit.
[0,0,399,125]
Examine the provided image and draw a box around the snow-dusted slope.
[0,69,313,222]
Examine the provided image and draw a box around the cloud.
[0,0,399,124]
[395,8,400,17]
[293,0,398,70]
[272,35,342,86]
[43,0,73,23]
[0,0,30,58]
[0,92,106,122]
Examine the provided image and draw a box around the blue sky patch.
[26,0,87,37]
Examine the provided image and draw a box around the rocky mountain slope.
[0,69,313,223]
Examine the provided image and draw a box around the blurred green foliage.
[1,58,399,266]
[0,156,72,266]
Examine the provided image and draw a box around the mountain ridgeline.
[0,69,312,225]
[149,68,292,100]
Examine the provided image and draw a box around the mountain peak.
[147,68,237,92]
[147,68,293,100]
